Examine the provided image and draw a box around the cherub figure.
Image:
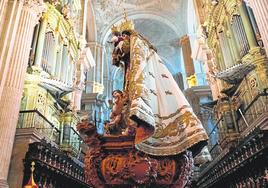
[107,90,128,134]
[109,90,127,125]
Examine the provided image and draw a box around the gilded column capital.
[23,0,46,23]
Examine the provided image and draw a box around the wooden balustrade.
[23,139,90,188]
[196,129,268,188]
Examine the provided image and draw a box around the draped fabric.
[127,33,208,156]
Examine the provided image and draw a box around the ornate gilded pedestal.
[77,122,194,188]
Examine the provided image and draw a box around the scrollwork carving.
[85,145,193,187]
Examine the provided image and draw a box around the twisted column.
[0,1,45,187]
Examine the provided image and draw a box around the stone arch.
[100,11,182,45]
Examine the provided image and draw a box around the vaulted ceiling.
[91,0,190,74]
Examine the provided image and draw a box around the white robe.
[127,33,208,156]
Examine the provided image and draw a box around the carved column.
[0,0,24,100]
[180,35,197,88]
[0,1,44,187]
[249,0,268,53]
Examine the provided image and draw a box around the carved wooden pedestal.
[85,136,193,188]
[78,121,193,188]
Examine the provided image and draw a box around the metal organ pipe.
[218,31,233,68]
[232,15,250,58]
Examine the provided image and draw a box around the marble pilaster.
[0,0,8,35]
[0,0,24,99]
[0,1,45,186]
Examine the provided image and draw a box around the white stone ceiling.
[92,0,189,74]
[93,0,188,41]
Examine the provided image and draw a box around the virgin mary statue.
[110,16,208,157]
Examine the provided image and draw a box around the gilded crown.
[120,12,134,32]
[111,12,135,33]
[111,24,120,34]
